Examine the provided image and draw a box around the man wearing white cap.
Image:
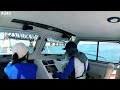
[4,42,38,79]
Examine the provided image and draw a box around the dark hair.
[63,41,77,50]
[12,52,28,65]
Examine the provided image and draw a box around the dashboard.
[42,60,58,73]
[0,54,12,63]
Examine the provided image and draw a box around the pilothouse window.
[78,41,97,61]
[99,42,120,63]
[41,38,68,54]
[77,41,120,63]
[41,36,76,55]
[0,32,39,55]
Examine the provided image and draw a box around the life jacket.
[68,52,89,79]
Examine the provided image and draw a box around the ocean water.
[42,44,120,63]
[1,38,120,63]
[78,44,120,63]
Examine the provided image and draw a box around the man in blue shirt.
[53,41,90,79]
[4,43,38,79]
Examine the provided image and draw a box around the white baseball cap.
[12,42,29,59]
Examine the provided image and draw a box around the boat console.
[36,59,68,79]
[0,54,12,63]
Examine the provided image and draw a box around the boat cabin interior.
[0,11,120,79]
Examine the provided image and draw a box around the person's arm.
[53,57,74,79]
[6,61,13,67]
[87,63,90,71]
[4,62,13,78]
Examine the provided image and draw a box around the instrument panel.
[0,54,12,63]
[42,60,58,73]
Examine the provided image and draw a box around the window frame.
[77,40,120,64]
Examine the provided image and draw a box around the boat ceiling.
[0,11,120,41]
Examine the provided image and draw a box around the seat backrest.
[88,61,115,79]
[104,64,115,79]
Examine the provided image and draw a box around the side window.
[78,41,120,63]
[99,42,120,63]
[77,41,97,61]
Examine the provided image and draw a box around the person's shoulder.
[70,56,75,61]
[15,62,35,66]
[31,63,38,71]
[29,63,38,69]
[79,52,86,56]
[78,52,88,60]
[79,51,84,54]
[34,64,38,68]
[25,63,37,66]
[22,63,38,70]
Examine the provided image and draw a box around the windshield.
[0,32,39,55]
[41,36,76,54]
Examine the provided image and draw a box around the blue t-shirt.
[4,62,38,79]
